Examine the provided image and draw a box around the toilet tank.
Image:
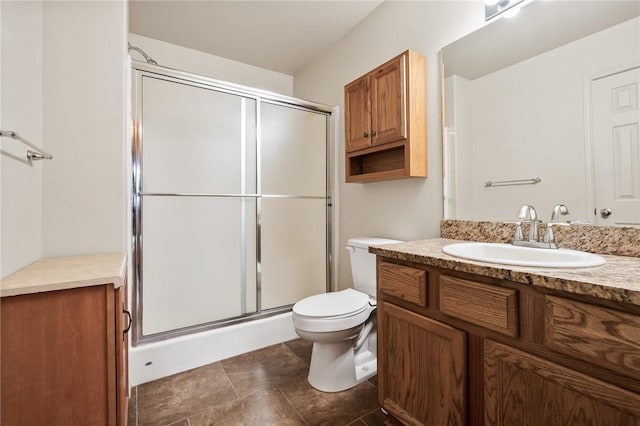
[347,237,402,297]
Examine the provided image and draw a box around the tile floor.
[128,339,401,426]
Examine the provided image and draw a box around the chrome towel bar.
[484,177,541,187]
[1,130,53,165]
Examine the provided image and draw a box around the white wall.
[41,1,127,258]
[128,33,293,96]
[1,1,43,277]
[454,17,640,222]
[2,2,127,275]
[293,1,485,288]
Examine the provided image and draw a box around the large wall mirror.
[441,1,640,226]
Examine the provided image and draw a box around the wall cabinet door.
[345,55,407,153]
[345,74,372,152]
[484,339,640,426]
[370,54,406,147]
[378,301,466,426]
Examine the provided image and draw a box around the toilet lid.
[293,289,370,318]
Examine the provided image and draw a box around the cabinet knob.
[371,130,376,136]
[363,132,369,138]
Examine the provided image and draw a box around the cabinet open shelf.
[347,145,407,182]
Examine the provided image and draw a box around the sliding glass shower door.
[260,103,328,309]
[132,65,331,343]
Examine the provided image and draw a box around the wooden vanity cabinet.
[376,258,640,426]
[344,50,426,183]
[378,301,466,425]
[1,282,130,426]
[485,340,640,425]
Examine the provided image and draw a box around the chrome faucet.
[517,204,539,242]
[550,204,570,223]
[511,204,571,249]
[543,204,570,248]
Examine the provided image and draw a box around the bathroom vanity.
[372,238,640,426]
[0,254,129,426]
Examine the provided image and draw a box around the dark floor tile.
[127,386,137,426]
[368,375,378,388]
[221,343,309,398]
[346,420,367,426]
[278,375,379,426]
[137,362,237,426]
[361,408,404,426]
[189,387,305,426]
[283,338,313,364]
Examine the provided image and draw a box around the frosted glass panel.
[261,103,327,196]
[142,76,256,194]
[261,198,326,309]
[142,197,256,335]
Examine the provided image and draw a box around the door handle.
[123,309,132,334]
[600,208,612,218]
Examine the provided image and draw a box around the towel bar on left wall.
[0,129,54,165]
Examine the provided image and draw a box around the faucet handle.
[504,221,524,241]
[543,222,570,245]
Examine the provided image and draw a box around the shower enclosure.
[131,63,333,345]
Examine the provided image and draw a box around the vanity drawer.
[378,262,427,306]
[439,275,518,337]
[545,296,640,379]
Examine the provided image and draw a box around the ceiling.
[129,1,383,75]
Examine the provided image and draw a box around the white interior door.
[592,67,640,226]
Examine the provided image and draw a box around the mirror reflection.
[442,0,640,226]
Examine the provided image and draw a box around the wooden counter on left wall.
[1,253,129,426]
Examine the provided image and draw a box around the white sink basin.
[442,242,606,268]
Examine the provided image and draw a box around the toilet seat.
[294,288,369,318]
[292,289,374,333]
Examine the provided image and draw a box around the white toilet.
[292,237,401,392]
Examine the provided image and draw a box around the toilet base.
[307,330,377,392]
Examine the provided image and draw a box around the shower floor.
[128,339,401,426]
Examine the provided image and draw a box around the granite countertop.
[371,239,640,306]
[1,253,127,297]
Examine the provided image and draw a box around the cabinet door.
[485,339,640,426]
[1,285,115,426]
[345,74,372,152]
[115,284,130,426]
[378,301,466,425]
[371,54,407,147]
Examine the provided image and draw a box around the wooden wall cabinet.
[1,282,130,426]
[376,258,640,426]
[344,50,427,183]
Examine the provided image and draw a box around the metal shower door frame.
[130,61,334,346]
